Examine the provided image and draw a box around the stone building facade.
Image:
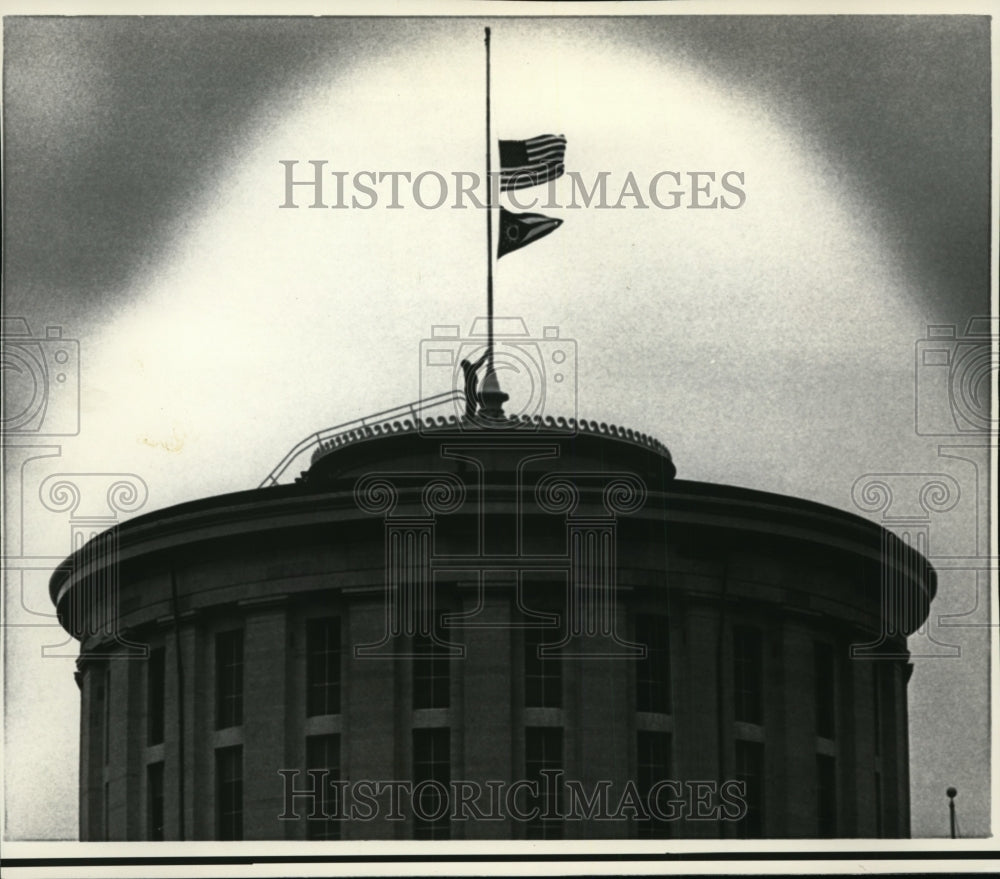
[51,416,934,840]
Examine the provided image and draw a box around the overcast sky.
[2,11,994,843]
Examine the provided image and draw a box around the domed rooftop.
[305,410,676,485]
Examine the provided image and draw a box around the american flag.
[499,134,566,191]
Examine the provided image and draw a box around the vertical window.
[874,771,883,838]
[734,740,765,838]
[216,745,243,841]
[872,665,882,756]
[215,629,243,730]
[306,618,341,717]
[733,626,763,724]
[103,781,110,841]
[816,754,837,837]
[636,615,671,713]
[147,761,165,840]
[103,666,111,765]
[412,728,450,839]
[413,632,449,710]
[814,641,836,739]
[305,734,341,840]
[525,627,562,708]
[525,727,563,839]
[92,671,108,840]
[636,731,671,838]
[147,647,166,745]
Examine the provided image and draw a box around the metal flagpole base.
[478,368,509,420]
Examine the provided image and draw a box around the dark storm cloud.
[3,15,991,326]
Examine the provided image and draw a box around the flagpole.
[479,26,507,420]
[485,25,494,374]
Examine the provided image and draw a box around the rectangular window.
[103,666,111,766]
[525,727,563,840]
[147,646,166,745]
[816,754,837,837]
[525,627,562,708]
[636,615,671,713]
[103,781,110,841]
[306,618,341,717]
[874,771,883,838]
[216,745,243,841]
[636,731,671,838]
[412,728,450,840]
[147,761,165,840]
[814,641,836,739]
[215,629,243,730]
[733,626,763,724]
[735,740,765,838]
[305,734,341,840]
[413,632,450,710]
[872,665,882,756]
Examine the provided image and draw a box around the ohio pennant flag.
[498,207,563,258]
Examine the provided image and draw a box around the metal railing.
[260,393,672,488]
[258,391,461,487]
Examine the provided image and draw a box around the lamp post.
[946,786,957,839]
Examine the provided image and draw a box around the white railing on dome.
[258,391,462,487]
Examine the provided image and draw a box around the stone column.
[573,624,632,839]
[457,576,514,839]
[180,619,206,839]
[105,650,133,839]
[680,604,721,839]
[242,601,289,839]
[78,660,105,839]
[345,589,401,839]
[850,660,879,837]
[782,621,815,838]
